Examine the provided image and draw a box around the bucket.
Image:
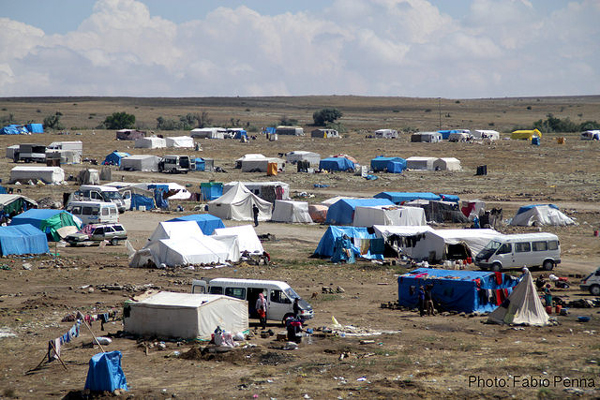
[545,306,552,315]
[555,305,562,314]
[466,257,473,264]
[594,230,599,237]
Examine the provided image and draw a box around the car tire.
[491,263,502,272]
[110,238,119,246]
[543,260,555,271]
[590,285,600,296]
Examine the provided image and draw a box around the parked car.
[66,223,127,246]
[580,267,600,295]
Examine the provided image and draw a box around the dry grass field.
[0,95,600,399]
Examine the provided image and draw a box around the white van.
[475,233,561,271]
[72,185,127,213]
[580,267,600,295]
[191,278,314,325]
[65,201,119,225]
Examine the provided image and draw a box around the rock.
[336,286,345,293]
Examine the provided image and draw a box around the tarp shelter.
[439,129,470,140]
[286,151,321,165]
[116,129,146,140]
[311,129,339,138]
[406,156,437,170]
[103,151,131,167]
[130,192,155,211]
[319,157,355,172]
[168,214,225,235]
[166,136,194,148]
[374,192,441,205]
[313,226,383,259]
[10,166,65,184]
[276,126,304,136]
[404,200,469,223]
[398,268,520,313]
[411,132,442,143]
[227,128,247,139]
[224,181,290,202]
[208,182,272,221]
[509,204,575,226]
[353,205,426,227]
[193,158,205,171]
[433,157,461,171]
[124,292,249,339]
[387,160,407,173]
[0,224,49,256]
[235,154,265,168]
[325,198,394,225]
[201,182,223,201]
[5,145,19,159]
[581,130,600,140]
[473,130,500,140]
[1,124,28,135]
[488,270,549,326]
[308,204,328,223]
[511,129,542,140]
[26,123,44,133]
[190,127,226,139]
[448,132,471,142]
[76,169,100,185]
[213,225,264,254]
[134,136,166,149]
[271,200,313,223]
[241,157,285,173]
[142,183,191,200]
[84,351,127,392]
[11,209,81,242]
[120,155,161,172]
[370,156,406,172]
[374,129,399,139]
[46,149,81,164]
[0,194,37,217]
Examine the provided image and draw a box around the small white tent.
[406,157,437,171]
[208,182,272,221]
[120,155,161,172]
[124,292,249,339]
[241,157,285,172]
[10,166,65,184]
[433,157,461,171]
[134,136,167,149]
[271,200,313,223]
[213,225,264,254]
[488,270,549,326]
[510,205,575,227]
[473,130,500,141]
[190,128,226,139]
[286,151,321,165]
[149,221,203,242]
[353,205,426,227]
[166,136,194,148]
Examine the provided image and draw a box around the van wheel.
[282,313,294,327]
[491,263,502,272]
[543,260,554,271]
[110,238,119,246]
[590,285,600,296]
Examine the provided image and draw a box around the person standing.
[252,204,259,227]
[293,298,301,319]
[418,286,426,317]
[425,284,436,316]
[255,292,267,329]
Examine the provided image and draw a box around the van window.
[515,242,531,253]
[225,287,246,300]
[209,286,223,295]
[102,207,109,216]
[92,207,100,216]
[110,208,117,215]
[82,206,93,215]
[532,241,548,251]
[497,243,512,255]
[547,240,559,250]
[70,206,81,215]
[270,289,290,304]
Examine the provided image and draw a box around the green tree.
[43,112,65,130]
[104,112,136,130]
[313,108,343,126]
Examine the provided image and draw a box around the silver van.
[192,278,314,325]
[65,201,119,225]
[475,233,561,271]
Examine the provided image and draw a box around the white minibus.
[475,233,560,271]
[65,201,119,225]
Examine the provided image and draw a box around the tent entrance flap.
[446,242,472,260]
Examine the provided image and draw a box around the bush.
[103,112,136,130]
[312,108,342,126]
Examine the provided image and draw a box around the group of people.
[255,293,304,342]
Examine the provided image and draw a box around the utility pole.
[438,97,442,130]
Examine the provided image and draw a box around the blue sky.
[0,0,598,98]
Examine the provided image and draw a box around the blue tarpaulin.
[103,151,131,166]
[386,160,407,173]
[26,123,44,133]
[1,125,27,135]
[437,129,464,140]
[370,156,406,172]
[10,209,80,241]
[149,185,169,209]
[200,182,223,200]
[233,130,248,139]
[397,268,520,313]
[319,157,355,172]
[168,214,225,235]
[84,351,128,392]
[130,193,155,211]
[515,204,559,215]
[193,158,205,171]
[374,192,441,205]
[0,224,49,256]
[325,198,394,225]
[313,226,383,259]
[439,194,460,203]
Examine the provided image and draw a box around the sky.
[0,0,598,98]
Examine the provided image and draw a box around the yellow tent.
[511,129,542,140]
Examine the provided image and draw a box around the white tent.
[406,156,437,171]
[433,157,461,171]
[241,157,285,172]
[124,292,249,339]
[190,128,226,139]
[132,182,191,200]
[5,145,19,160]
[488,270,549,326]
[271,200,313,223]
[411,132,442,143]
[374,129,399,139]
[353,205,426,227]
[510,205,575,227]
[166,136,194,148]
[149,221,203,242]
[134,136,167,149]
[208,182,272,221]
[10,166,64,184]
[120,155,161,172]
[321,196,356,206]
[286,151,321,165]
[225,181,291,201]
[213,225,264,254]
[448,132,471,142]
[473,130,500,140]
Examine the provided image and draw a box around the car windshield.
[284,287,299,299]
[103,191,123,200]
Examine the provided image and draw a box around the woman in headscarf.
[255,292,267,329]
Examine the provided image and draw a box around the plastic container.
[555,305,562,314]
[545,306,552,315]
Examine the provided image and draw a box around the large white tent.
[120,155,161,172]
[271,200,313,223]
[124,292,249,339]
[488,270,549,326]
[208,182,272,221]
[406,156,437,171]
[213,225,264,255]
[510,205,575,227]
[166,136,194,148]
[472,130,500,141]
[353,205,426,227]
[10,166,64,184]
[134,136,167,149]
[433,157,461,171]
[190,127,226,139]
[286,151,321,165]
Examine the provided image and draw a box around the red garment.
[495,289,503,305]
[495,271,502,285]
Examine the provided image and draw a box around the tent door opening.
[446,243,471,260]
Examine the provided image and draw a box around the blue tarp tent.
[325,198,394,225]
[370,156,406,172]
[168,214,225,235]
[0,224,49,256]
[26,123,44,133]
[103,151,131,166]
[10,209,81,241]
[319,157,355,172]
[233,129,248,139]
[437,129,466,140]
[263,127,276,135]
[386,160,407,173]
[149,185,169,209]
[439,194,460,203]
[1,125,27,135]
[200,182,223,200]
[374,192,441,205]
[84,351,128,392]
[397,268,520,313]
[193,158,205,171]
[313,226,383,260]
[130,193,155,211]
[515,204,559,215]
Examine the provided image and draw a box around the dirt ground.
[0,96,600,399]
